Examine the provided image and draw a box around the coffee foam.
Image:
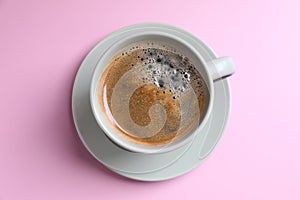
[115,41,205,99]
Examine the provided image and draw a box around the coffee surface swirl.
[99,42,209,146]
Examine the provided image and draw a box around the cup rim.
[90,30,215,154]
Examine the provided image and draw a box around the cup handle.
[207,56,235,81]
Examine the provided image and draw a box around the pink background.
[1,0,299,199]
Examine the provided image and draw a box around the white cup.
[90,30,235,154]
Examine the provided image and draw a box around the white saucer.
[72,23,231,181]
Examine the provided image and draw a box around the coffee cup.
[90,29,235,154]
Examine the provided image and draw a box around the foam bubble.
[132,47,196,98]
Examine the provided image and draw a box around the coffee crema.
[98,42,209,146]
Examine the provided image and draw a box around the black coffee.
[98,42,209,146]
